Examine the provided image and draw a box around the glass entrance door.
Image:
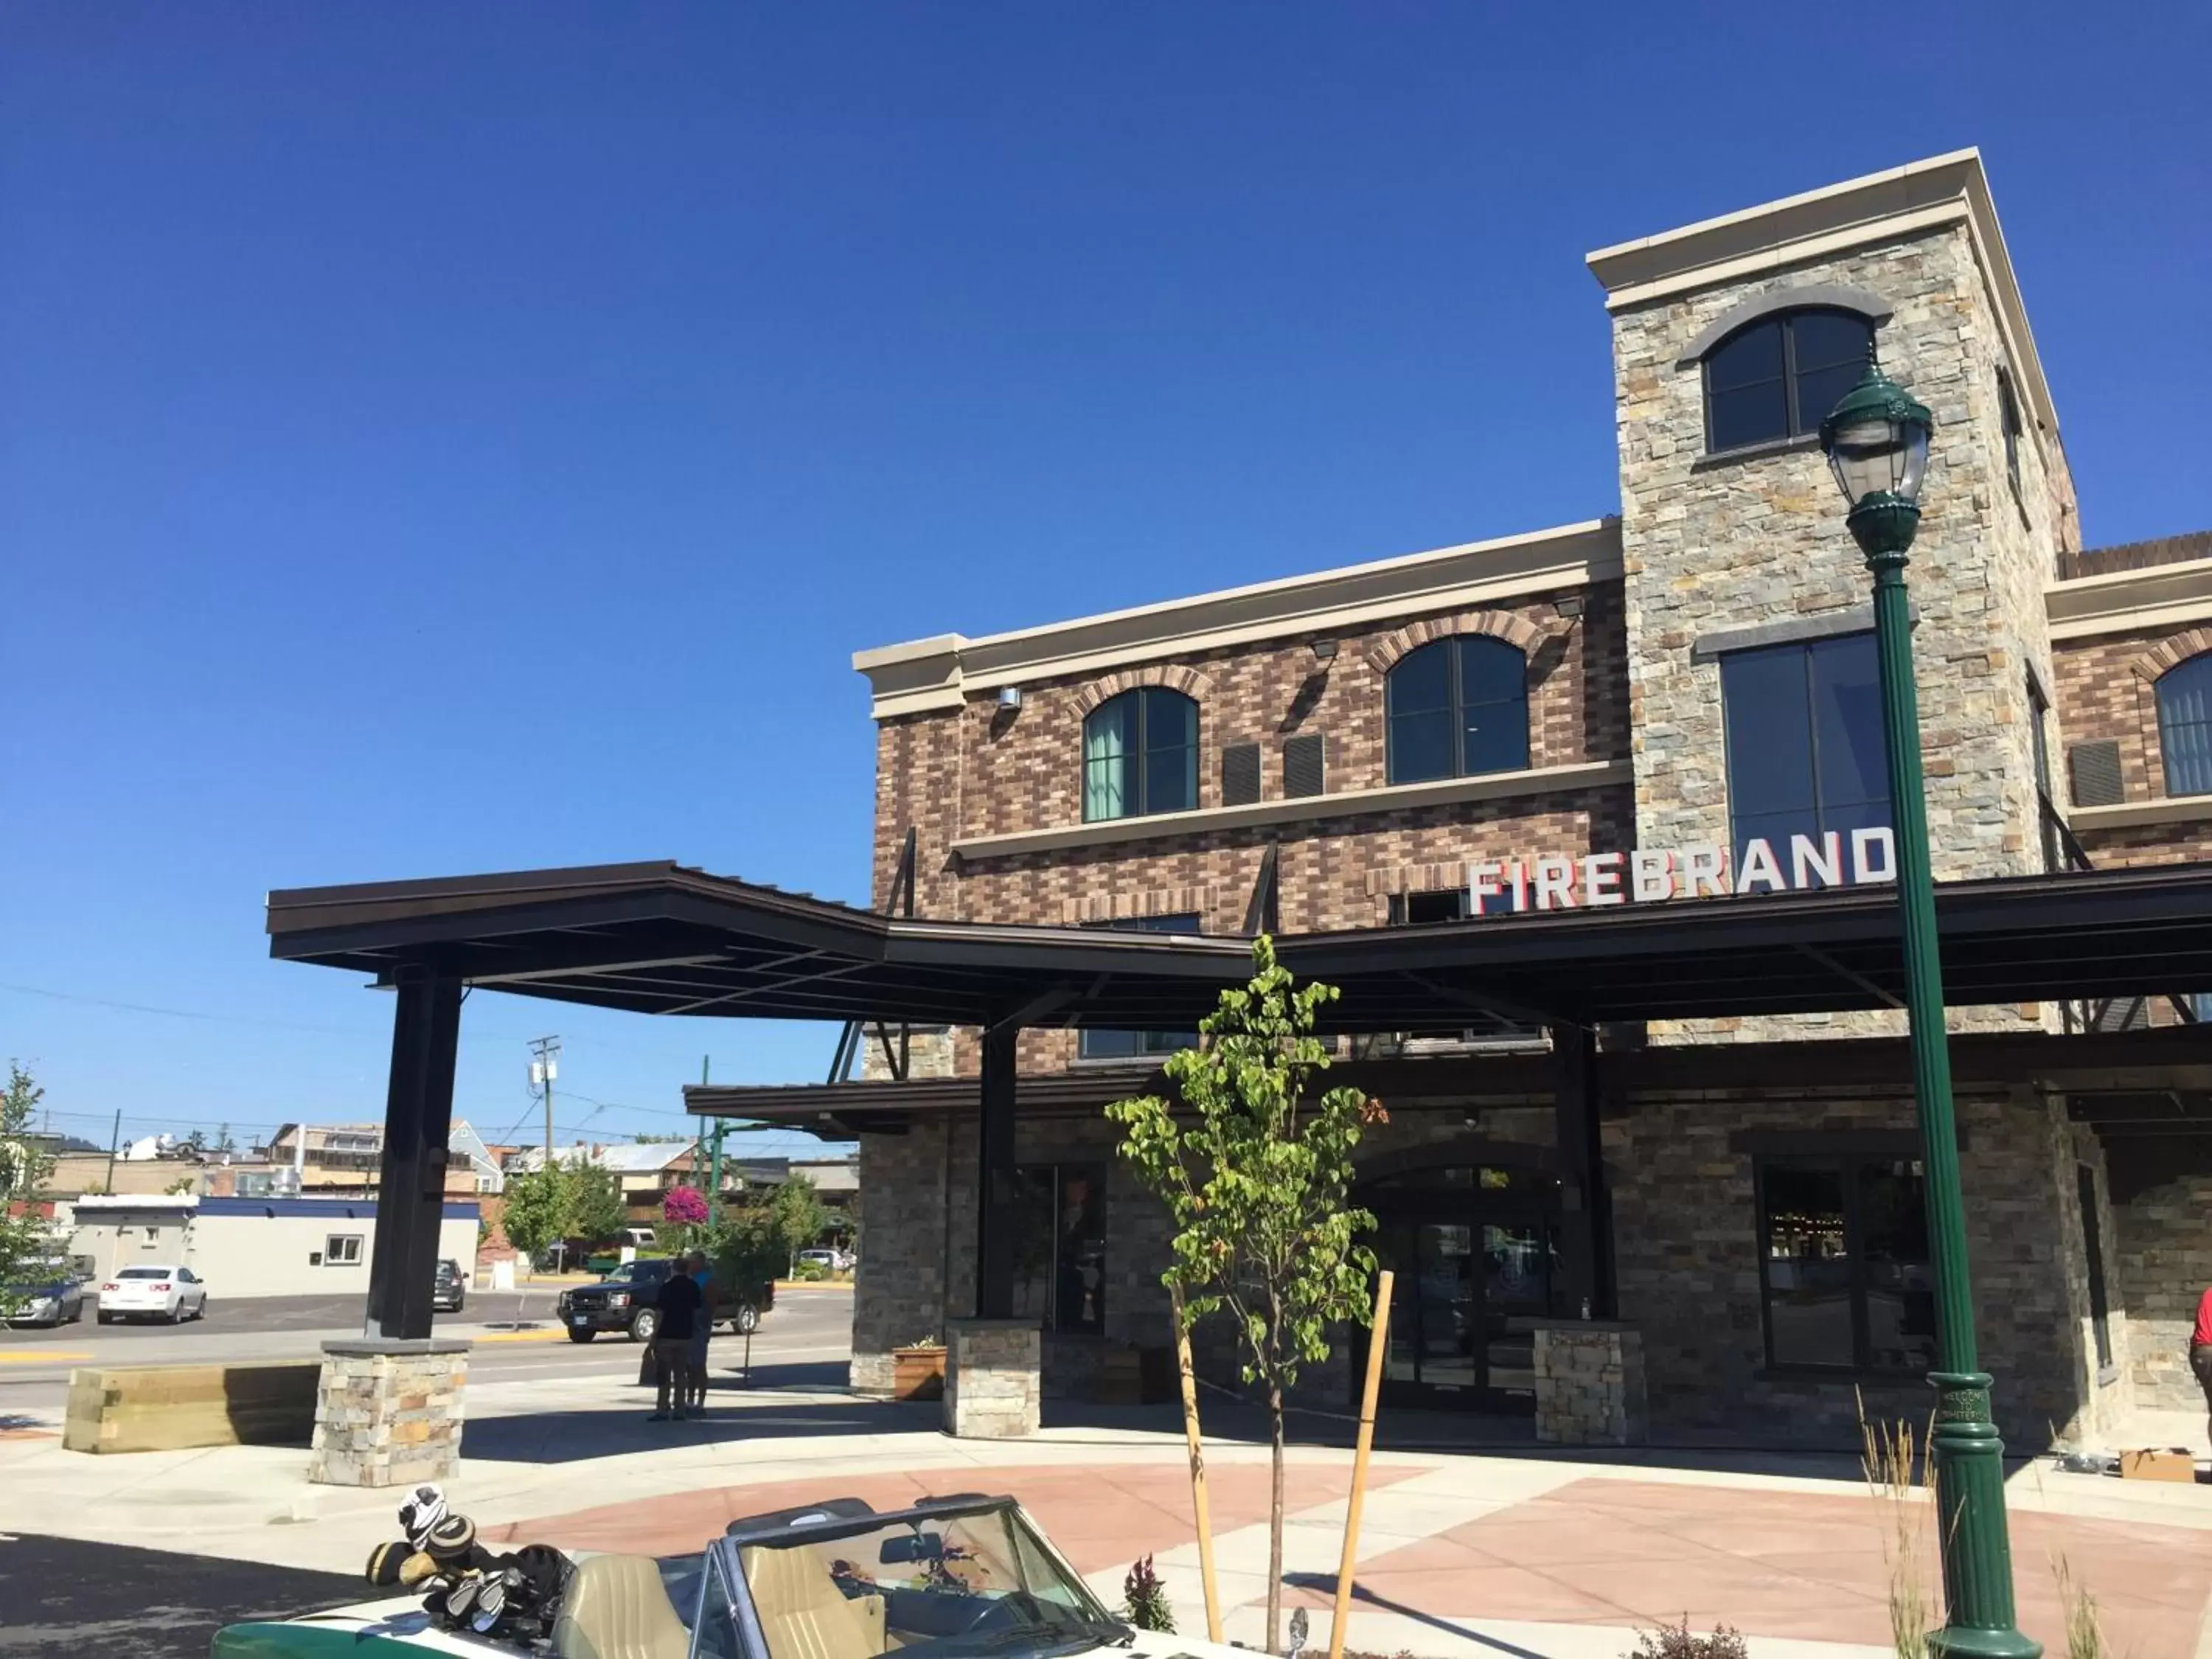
[1366,1166,1562,1411]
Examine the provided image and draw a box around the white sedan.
[97,1264,209,1324]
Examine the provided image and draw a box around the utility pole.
[103,1109,121,1194]
[528,1036,562,1163]
[529,1036,562,1270]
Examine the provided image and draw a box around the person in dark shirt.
[650,1267,704,1421]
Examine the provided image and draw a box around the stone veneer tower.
[1588,151,2081,1037]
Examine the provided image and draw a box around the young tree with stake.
[1107,938,1383,1655]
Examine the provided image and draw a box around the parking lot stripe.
[0,1350,91,1363]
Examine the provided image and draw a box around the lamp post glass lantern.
[1820,355,2039,1659]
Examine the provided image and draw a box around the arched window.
[1704,308,1875,453]
[2157,654,2212,797]
[1385,636,1528,786]
[1082,688,1197,821]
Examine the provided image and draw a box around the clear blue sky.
[4,5,2206,1152]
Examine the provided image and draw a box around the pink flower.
[663,1187,709,1225]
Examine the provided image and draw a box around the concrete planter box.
[65,1359,320,1455]
[891,1346,946,1400]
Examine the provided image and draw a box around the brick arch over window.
[2128,631,2212,683]
[1069,663,1215,717]
[1363,609,1542,675]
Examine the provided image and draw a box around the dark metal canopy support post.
[974,1020,1019,1318]
[366,967,463,1342]
[1548,1023,1611,1318]
[1824,357,2036,1659]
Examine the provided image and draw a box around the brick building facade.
[728,151,2212,1449]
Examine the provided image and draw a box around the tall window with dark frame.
[1997,366,2024,501]
[1703,308,1876,453]
[2029,675,2059,872]
[1007,1163,1107,1336]
[1077,913,1202,1060]
[1756,1155,1933,1373]
[2155,655,2212,799]
[1720,633,1891,877]
[1385,636,1529,786]
[1083,688,1198,823]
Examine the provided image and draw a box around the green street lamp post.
[1820,358,2039,1659]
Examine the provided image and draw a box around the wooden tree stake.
[1171,1281,1224,1644]
[1327,1269,1393,1659]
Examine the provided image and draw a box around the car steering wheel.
[959,1591,1046,1634]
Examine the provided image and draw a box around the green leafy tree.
[0,1062,57,1318]
[214,1124,237,1155]
[501,1164,577,1266]
[183,1127,207,1156]
[1107,938,1382,1656]
[709,1173,830,1301]
[765,1172,827,1274]
[570,1163,628,1247]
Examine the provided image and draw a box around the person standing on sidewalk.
[2193,1282,2212,1445]
[650,1264,704,1422]
[684,1251,720,1415]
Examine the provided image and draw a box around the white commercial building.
[68,1193,480,1299]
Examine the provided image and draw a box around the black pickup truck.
[557,1258,771,1343]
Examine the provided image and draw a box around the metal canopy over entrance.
[268,856,2212,1338]
[271,858,2212,1032]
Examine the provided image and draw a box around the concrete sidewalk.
[7,1363,2210,1659]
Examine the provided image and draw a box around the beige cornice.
[2046,557,2212,641]
[2069,795,2212,832]
[1584,149,2059,439]
[854,518,1621,720]
[947,759,1631,860]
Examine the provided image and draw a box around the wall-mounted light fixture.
[1310,639,1339,664]
[997,686,1023,711]
[1555,595,1585,620]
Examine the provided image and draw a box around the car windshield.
[731,1503,1122,1659]
[117,1267,171,1280]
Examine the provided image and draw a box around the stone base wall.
[1534,1326,1647,1445]
[310,1340,468,1488]
[1610,1087,2126,1451]
[2110,1165,2212,1411]
[944,1320,1040,1438]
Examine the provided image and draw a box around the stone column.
[942,1319,1040,1439]
[1530,1321,1646,1446]
[310,1338,470,1487]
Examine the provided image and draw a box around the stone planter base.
[310,1338,470,1487]
[943,1320,1040,1439]
[1528,1321,1646,1446]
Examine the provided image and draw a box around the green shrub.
[1627,1620,1749,1659]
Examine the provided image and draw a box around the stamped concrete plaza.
[7,1310,2209,1659]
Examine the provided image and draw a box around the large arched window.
[1704,308,1875,453]
[1385,636,1528,785]
[1083,688,1198,821]
[2157,654,2212,797]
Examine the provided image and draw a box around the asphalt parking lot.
[2,1288,563,1343]
[0,1533,366,1658]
